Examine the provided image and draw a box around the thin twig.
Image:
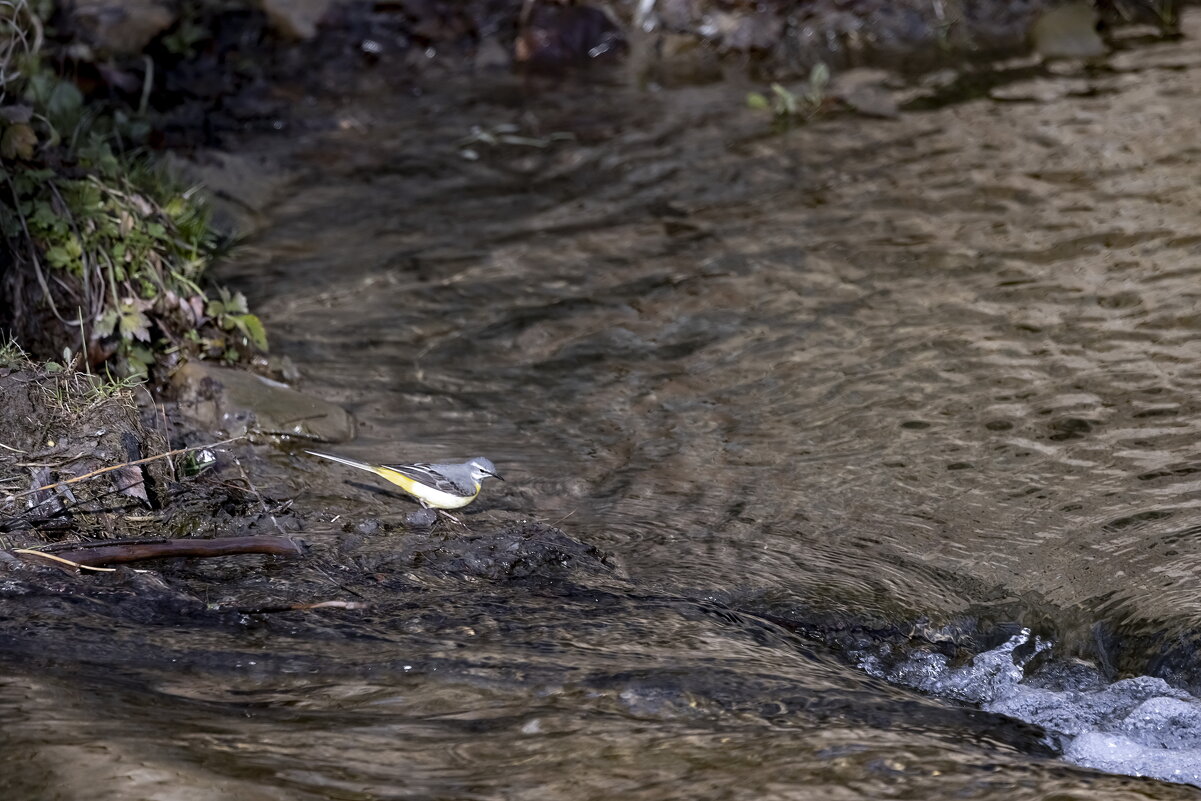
[310,560,367,599]
[138,54,153,116]
[143,386,176,481]
[5,436,244,502]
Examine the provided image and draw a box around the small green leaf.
[226,291,248,315]
[29,201,60,232]
[809,62,830,92]
[771,83,798,116]
[76,135,120,175]
[124,346,152,380]
[229,313,268,351]
[128,344,154,366]
[45,79,84,128]
[97,309,119,336]
[746,92,770,110]
[0,207,19,238]
[45,243,79,270]
[24,73,54,106]
[117,304,152,342]
[1,122,38,160]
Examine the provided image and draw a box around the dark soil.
[0,366,172,545]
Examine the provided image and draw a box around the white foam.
[1067,732,1201,784]
[876,629,1201,788]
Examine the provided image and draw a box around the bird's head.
[468,457,503,482]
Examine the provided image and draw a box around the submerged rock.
[516,2,627,69]
[70,0,176,56]
[172,361,355,443]
[258,0,336,40]
[163,150,297,237]
[1031,2,1106,60]
[405,508,439,530]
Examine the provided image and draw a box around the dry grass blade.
[234,599,370,614]
[0,0,44,102]
[12,548,118,572]
[293,600,369,610]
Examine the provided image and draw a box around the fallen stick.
[14,535,305,568]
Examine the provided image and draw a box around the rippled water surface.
[13,15,1201,801]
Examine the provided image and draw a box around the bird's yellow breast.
[373,467,480,509]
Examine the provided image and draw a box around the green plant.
[0,335,30,367]
[35,361,142,414]
[178,447,217,478]
[747,63,831,126]
[161,11,210,58]
[2,153,264,376]
[205,286,268,360]
[0,0,267,376]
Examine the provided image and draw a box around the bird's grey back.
[385,461,477,495]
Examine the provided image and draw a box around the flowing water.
[10,15,1201,801]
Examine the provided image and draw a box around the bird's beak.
[487,470,504,481]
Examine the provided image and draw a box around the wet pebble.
[405,508,438,529]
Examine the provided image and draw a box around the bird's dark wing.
[385,462,474,496]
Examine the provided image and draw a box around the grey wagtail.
[305,451,503,509]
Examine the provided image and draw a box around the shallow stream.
[10,14,1201,800]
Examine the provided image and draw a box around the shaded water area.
[11,15,1201,801]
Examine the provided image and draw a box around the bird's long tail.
[305,450,383,477]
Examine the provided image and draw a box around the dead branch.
[14,535,304,569]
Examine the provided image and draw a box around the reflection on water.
[12,13,1201,800]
